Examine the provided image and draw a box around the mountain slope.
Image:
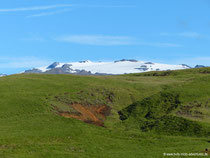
[0,68,210,157]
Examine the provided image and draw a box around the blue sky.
[0,0,210,74]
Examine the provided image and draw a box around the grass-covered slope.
[119,91,209,136]
[0,68,210,157]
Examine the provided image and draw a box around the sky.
[0,0,210,74]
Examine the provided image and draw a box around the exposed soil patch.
[53,103,111,127]
[48,91,113,127]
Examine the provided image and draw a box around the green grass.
[0,68,210,157]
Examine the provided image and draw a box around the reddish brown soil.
[55,103,111,127]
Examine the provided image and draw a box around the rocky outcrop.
[195,65,206,68]
[135,65,149,71]
[145,62,154,64]
[47,62,60,69]
[114,59,138,63]
[24,68,42,74]
[181,64,191,68]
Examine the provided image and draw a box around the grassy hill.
[0,68,210,157]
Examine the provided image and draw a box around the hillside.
[0,67,210,157]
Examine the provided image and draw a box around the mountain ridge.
[23,59,191,75]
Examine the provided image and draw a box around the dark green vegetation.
[119,92,208,136]
[0,68,210,157]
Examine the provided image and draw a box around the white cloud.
[0,4,134,18]
[0,4,74,12]
[0,57,52,68]
[55,35,135,46]
[160,32,204,39]
[55,35,181,47]
[26,9,71,18]
[139,42,181,48]
[84,5,135,8]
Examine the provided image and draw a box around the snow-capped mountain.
[0,74,7,77]
[24,59,191,75]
